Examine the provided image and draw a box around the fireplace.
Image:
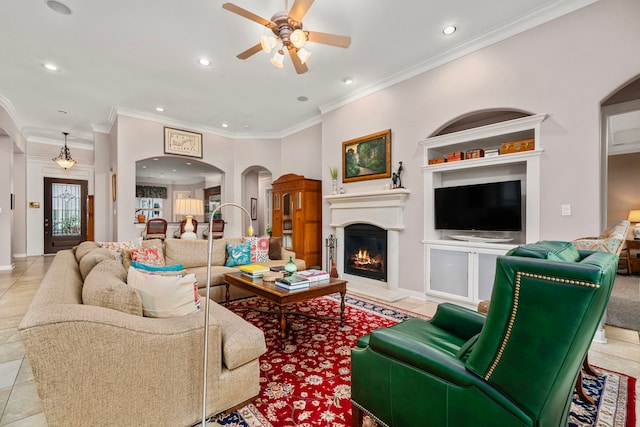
[344,224,387,282]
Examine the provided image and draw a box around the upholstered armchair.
[351,241,617,427]
[571,219,629,256]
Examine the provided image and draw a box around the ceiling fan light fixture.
[260,35,277,53]
[290,29,306,49]
[297,47,311,64]
[271,49,285,68]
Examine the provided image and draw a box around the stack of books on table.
[275,275,310,290]
[295,269,330,282]
[239,264,269,278]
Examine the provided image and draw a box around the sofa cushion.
[122,238,164,269]
[164,238,209,268]
[79,248,118,280]
[127,267,201,318]
[206,301,267,370]
[225,241,251,267]
[243,236,270,263]
[83,260,143,316]
[75,241,101,263]
[268,236,283,260]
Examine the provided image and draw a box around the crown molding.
[27,135,95,151]
[0,95,23,130]
[320,0,598,116]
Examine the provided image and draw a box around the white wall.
[281,123,323,180]
[320,0,640,293]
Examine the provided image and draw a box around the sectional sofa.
[18,237,305,426]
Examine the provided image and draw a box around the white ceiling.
[0,0,596,148]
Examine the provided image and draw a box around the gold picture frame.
[164,127,203,158]
[342,129,391,183]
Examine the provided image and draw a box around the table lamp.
[201,203,253,425]
[628,209,640,238]
[175,198,204,240]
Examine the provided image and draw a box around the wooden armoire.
[271,174,322,268]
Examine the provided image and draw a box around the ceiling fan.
[222,0,351,74]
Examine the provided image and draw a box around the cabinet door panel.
[429,248,469,298]
[477,252,500,301]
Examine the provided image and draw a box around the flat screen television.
[434,180,522,231]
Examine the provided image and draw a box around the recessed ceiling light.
[156,107,164,112]
[221,123,229,128]
[199,58,211,66]
[342,77,353,85]
[57,109,68,114]
[443,26,457,35]
[46,0,72,15]
[142,165,148,169]
[172,169,177,172]
[297,96,308,102]
[153,158,159,161]
[186,162,192,166]
[44,63,58,71]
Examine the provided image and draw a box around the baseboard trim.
[0,263,15,271]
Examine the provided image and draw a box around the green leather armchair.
[351,241,618,427]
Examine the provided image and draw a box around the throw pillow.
[268,236,283,260]
[130,247,165,266]
[83,260,143,316]
[127,267,201,318]
[98,237,143,258]
[225,241,251,267]
[130,261,184,272]
[243,236,270,263]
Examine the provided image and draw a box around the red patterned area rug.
[207,294,636,427]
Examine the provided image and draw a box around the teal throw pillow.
[225,241,251,267]
[131,261,184,272]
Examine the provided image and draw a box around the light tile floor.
[0,256,638,425]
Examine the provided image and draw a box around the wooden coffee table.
[223,272,348,348]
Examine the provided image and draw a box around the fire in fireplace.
[344,223,387,281]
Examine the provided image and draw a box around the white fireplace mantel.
[325,189,410,290]
[324,189,410,230]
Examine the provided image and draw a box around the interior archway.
[135,156,223,228]
[429,108,533,137]
[601,75,640,227]
[241,166,273,236]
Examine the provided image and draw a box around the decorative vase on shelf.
[331,179,338,195]
[284,256,297,276]
[137,214,146,223]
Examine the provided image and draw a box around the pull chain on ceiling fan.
[222,0,351,74]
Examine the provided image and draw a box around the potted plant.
[266,225,272,236]
[135,209,146,223]
[329,167,339,194]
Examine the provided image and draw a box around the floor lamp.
[202,203,253,426]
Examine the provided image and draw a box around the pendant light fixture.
[53,132,76,169]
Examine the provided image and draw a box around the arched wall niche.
[430,108,533,137]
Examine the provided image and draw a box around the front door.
[44,178,88,254]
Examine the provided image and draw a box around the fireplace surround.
[325,189,409,289]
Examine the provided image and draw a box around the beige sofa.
[18,236,303,426]
[160,237,306,301]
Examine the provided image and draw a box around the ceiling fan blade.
[222,3,276,29]
[237,43,263,60]
[306,31,351,48]
[288,47,308,74]
[289,0,314,23]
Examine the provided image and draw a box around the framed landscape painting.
[342,129,391,183]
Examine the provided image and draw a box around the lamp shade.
[175,198,204,217]
[628,210,640,223]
